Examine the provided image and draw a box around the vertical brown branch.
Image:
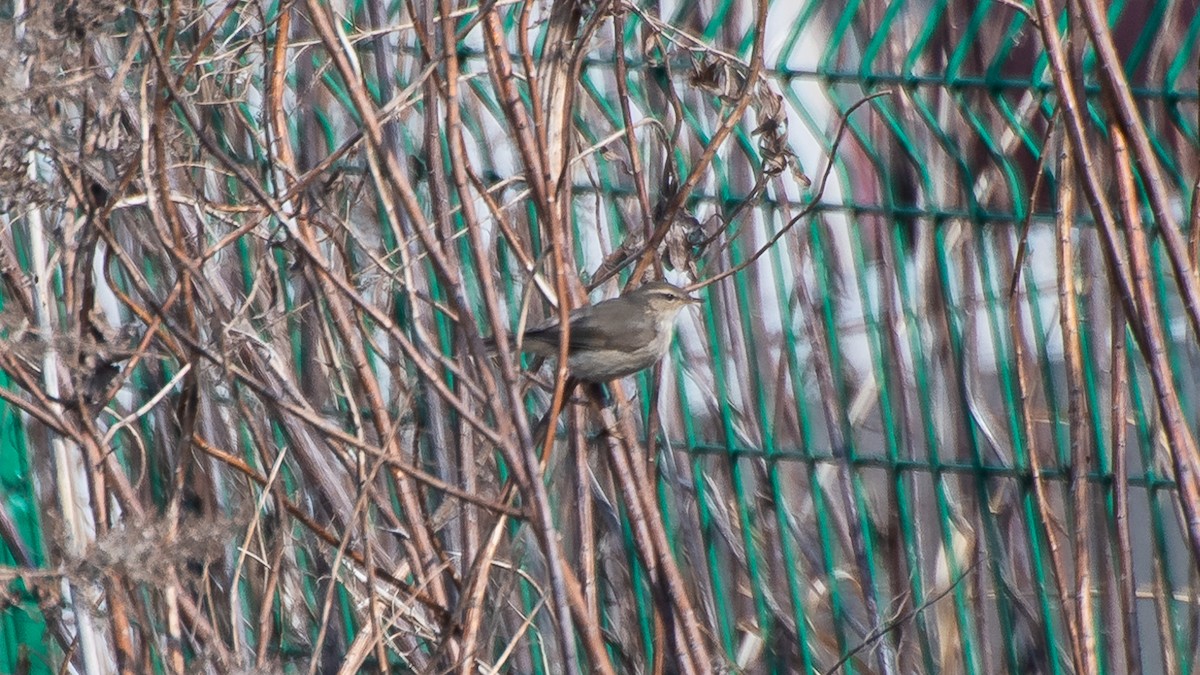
[1011,245,1081,671]
[595,396,708,675]
[1113,118,1200,566]
[1109,279,1142,672]
[1055,137,1098,673]
[1074,0,1200,344]
[612,9,655,240]
[1034,0,1200,572]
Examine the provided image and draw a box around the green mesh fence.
[1,0,1199,673]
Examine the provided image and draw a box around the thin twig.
[825,558,985,675]
[691,90,892,293]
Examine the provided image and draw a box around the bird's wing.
[523,298,656,352]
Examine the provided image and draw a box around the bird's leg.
[580,381,626,437]
[581,381,613,407]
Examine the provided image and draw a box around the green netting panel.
[1,0,1198,673]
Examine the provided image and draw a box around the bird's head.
[628,281,702,322]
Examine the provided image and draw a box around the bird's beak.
[686,294,702,305]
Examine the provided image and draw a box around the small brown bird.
[517,281,701,382]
